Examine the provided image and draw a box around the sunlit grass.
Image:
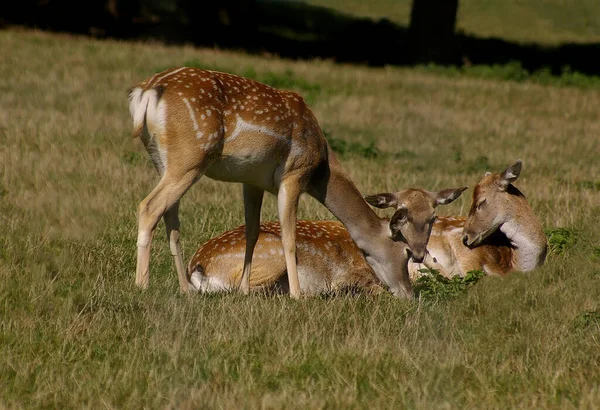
[305,0,600,44]
[0,28,599,408]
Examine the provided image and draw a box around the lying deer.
[409,160,548,278]
[187,187,467,294]
[129,67,422,298]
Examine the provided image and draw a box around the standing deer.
[408,160,548,278]
[128,67,418,298]
[187,188,467,294]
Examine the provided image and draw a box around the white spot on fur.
[155,67,187,84]
[225,115,289,144]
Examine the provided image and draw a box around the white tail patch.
[138,90,168,174]
[190,270,229,293]
[128,87,150,136]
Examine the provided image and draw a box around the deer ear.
[364,193,398,209]
[435,186,468,206]
[498,160,522,190]
[389,204,408,237]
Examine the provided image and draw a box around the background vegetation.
[307,0,600,44]
[1,1,599,407]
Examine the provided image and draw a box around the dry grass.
[0,28,599,409]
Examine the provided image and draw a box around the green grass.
[305,0,600,44]
[1,26,600,409]
[415,61,600,90]
[413,269,485,301]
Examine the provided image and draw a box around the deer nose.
[412,254,425,263]
[462,235,469,246]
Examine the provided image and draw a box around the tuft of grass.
[414,269,485,301]
[463,155,492,174]
[575,180,600,191]
[546,228,578,255]
[415,61,600,89]
[393,149,417,159]
[326,135,380,159]
[450,152,495,175]
[573,310,600,331]
[122,151,146,167]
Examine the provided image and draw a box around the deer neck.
[313,152,386,249]
[308,147,413,298]
[499,205,547,272]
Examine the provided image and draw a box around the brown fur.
[128,67,429,298]
[189,187,466,294]
[189,221,383,294]
[411,161,547,278]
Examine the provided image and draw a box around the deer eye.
[476,199,487,210]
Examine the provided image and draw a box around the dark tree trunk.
[409,0,460,64]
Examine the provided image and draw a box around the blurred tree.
[178,0,256,46]
[0,0,255,42]
[408,0,460,64]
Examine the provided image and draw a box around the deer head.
[462,160,523,247]
[365,187,468,263]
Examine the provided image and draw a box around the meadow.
[306,0,600,44]
[1,15,600,410]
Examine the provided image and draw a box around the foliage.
[463,155,492,174]
[416,61,600,89]
[413,269,485,301]
[325,134,380,159]
[575,180,600,191]
[573,310,600,331]
[122,151,146,166]
[545,228,578,255]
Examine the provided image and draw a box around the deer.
[187,187,467,294]
[128,66,433,298]
[408,160,548,278]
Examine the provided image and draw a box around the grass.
[1,25,599,409]
[414,61,600,90]
[305,0,600,44]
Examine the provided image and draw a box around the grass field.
[306,0,600,44]
[1,21,599,409]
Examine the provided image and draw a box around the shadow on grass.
[3,0,600,76]
[239,1,600,77]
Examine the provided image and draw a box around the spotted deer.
[409,160,548,278]
[187,188,467,294]
[129,67,423,298]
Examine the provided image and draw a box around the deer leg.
[136,169,200,289]
[240,184,265,294]
[164,200,190,292]
[277,179,302,299]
